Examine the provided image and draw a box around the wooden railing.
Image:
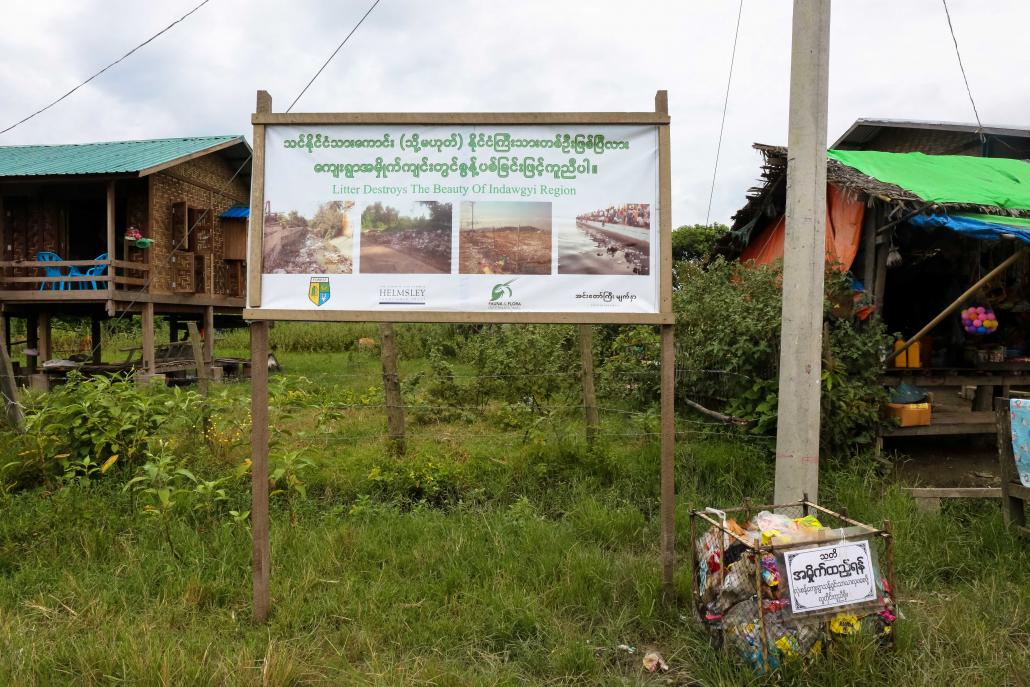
[0,259,150,292]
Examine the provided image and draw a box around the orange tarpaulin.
[740,184,865,270]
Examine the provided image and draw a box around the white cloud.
[1,0,1027,226]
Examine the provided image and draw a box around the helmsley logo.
[308,277,330,306]
[488,279,521,310]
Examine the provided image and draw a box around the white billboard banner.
[258,124,660,314]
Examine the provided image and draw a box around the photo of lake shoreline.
[558,203,650,275]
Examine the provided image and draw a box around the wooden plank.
[90,316,102,365]
[0,290,136,302]
[203,305,215,369]
[250,320,271,623]
[659,323,676,603]
[883,373,1030,387]
[141,302,155,375]
[242,308,674,325]
[0,275,112,284]
[186,321,209,396]
[253,111,671,125]
[113,276,148,287]
[0,259,151,272]
[905,487,1002,499]
[37,312,51,362]
[884,422,997,437]
[247,91,271,309]
[0,260,129,267]
[0,316,24,429]
[378,322,405,454]
[655,90,673,315]
[998,401,1028,529]
[578,324,598,446]
[106,181,116,267]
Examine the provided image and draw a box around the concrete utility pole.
[775,0,831,505]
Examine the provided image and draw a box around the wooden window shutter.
[170,251,194,292]
[171,201,188,250]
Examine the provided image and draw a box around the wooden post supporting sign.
[578,324,599,446]
[378,322,405,455]
[250,320,271,622]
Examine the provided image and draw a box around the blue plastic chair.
[81,252,109,290]
[36,251,67,290]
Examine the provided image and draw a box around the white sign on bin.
[783,540,877,614]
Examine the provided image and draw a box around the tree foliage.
[671,223,726,262]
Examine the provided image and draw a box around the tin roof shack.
[723,143,1030,441]
[0,136,251,382]
[832,118,1030,158]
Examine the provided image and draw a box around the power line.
[48,0,385,365]
[0,0,214,137]
[705,0,744,225]
[286,0,383,113]
[941,0,984,140]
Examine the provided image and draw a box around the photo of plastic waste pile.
[694,510,897,672]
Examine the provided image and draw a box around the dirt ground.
[360,229,451,274]
[889,435,1000,488]
[360,244,448,274]
[459,227,551,274]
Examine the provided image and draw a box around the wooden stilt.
[141,303,155,378]
[203,305,215,372]
[26,314,38,373]
[250,320,271,622]
[37,312,51,363]
[187,322,210,397]
[90,315,102,364]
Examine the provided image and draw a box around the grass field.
[0,350,1027,685]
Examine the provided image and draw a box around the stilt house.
[0,135,251,380]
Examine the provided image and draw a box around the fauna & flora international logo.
[308,277,331,306]
[488,278,521,310]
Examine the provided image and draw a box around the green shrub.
[667,258,888,453]
[10,374,203,486]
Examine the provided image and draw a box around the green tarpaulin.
[827,149,1030,211]
[954,213,1030,229]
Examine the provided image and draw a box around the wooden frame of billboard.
[244,90,676,622]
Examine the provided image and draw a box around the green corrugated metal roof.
[0,135,244,177]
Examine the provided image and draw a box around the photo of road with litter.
[359,201,452,274]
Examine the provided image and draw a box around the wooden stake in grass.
[379,322,406,455]
[578,324,599,446]
[0,316,24,430]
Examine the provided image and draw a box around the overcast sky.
[1,0,1027,227]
